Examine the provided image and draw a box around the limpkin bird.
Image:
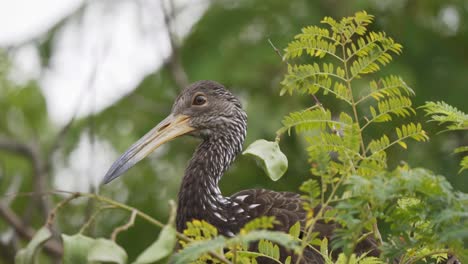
[103,80,379,263]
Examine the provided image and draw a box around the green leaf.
[15,227,52,264]
[133,225,177,264]
[243,139,288,181]
[88,239,127,264]
[288,222,301,239]
[460,156,468,173]
[62,234,95,264]
[422,101,468,129]
[241,216,277,234]
[299,179,321,199]
[231,230,299,251]
[172,236,226,264]
[397,141,407,149]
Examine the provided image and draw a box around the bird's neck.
[176,121,246,233]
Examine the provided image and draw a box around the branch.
[0,202,62,257]
[3,190,232,264]
[268,38,322,107]
[111,210,137,241]
[161,0,189,89]
[0,137,50,219]
[79,205,115,235]
[0,138,34,156]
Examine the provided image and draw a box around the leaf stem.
[79,205,115,234]
[111,209,137,241]
[8,190,232,264]
[340,36,367,157]
[294,176,345,264]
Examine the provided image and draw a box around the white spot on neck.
[235,195,249,201]
[214,212,227,222]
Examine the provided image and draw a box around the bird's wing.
[230,188,307,232]
[229,189,381,262]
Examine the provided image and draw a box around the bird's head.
[102,80,246,184]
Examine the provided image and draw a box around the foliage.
[243,140,288,181]
[133,225,177,264]
[272,10,466,263]
[173,217,299,264]
[3,9,468,264]
[15,227,52,264]
[422,101,468,172]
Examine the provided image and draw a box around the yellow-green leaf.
[133,225,177,264]
[243,140,288,181]
[15,227,52,264]
[88,239,127,264]
[62,234,95,264]
[397,141,407,149]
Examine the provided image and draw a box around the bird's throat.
[176,133,243,233]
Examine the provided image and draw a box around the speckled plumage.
[171,81,379,263]
[103,80,379,263]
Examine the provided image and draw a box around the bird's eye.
[192,95,207,106]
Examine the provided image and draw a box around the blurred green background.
[0,0,467,262]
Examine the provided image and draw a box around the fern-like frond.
[281,63,350,98]
[460,156,468,173]
[236,250,283,264]
[174,236,226,264]
[184,220,219,241]
[285,36,339,61]
[422,101,467,174]
[349,37,402,79]
[240,216,277,234]
[454,146,468,154]
[258,239,281,261]
[357,157,387,177]
[296,25,337,43]
[322,11,374,41]
[422,101,468,130]
[299,179,321,199]
[346,31,387,60]
[305,113,361,167]
[307,124,362,166]
[368,123,428,156]
[364,96,415,128]
[368,135,390,155]
[396,123,429,143]
[278,108,350,135]
[357,75,414,104]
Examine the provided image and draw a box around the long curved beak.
[102,114,194,184]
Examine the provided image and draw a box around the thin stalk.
[79,205,115,234]
[294,177,345,264]
[111,209,137,241]
[340,37,366,157]
[402,249,450,264]
[14,190,232,264]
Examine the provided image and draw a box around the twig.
[0,137,50,220]
[268,38,284,62]
[403,249,451,264]
[168,200,177,225]
[81,193,232,264]
[46,192,80,228]
[268,38,322,107]
[295,176,345,264]
[0,202,62,257]
[79,205,115,234]
[161,0,189,89]
[111,209,137,241]
[2,190,232,264]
